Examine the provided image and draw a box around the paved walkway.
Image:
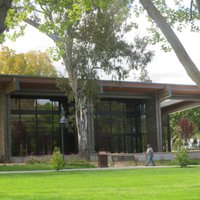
[0,165,180,174]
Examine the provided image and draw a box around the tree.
[0,46,57,76]
[170,111,197,150]
[5,1,154,158]
[0,0,12,35]
[178,116,195,145]
[50,147,65,172]
[174,147,190,167]
[138,0,200,87]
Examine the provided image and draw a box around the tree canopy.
[3,0,154,157]
[137,0,200,86]
[0,0,12,35]
[0,46,57,76]
[2,0,200,157]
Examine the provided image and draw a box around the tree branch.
[140,0,200,87]
[195,0,200,16]
[24,18,40,29]
[24,18,60,42]
[190,0,194,20]
[0,0,12,34]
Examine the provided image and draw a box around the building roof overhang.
[99,80,200,114]
[0,74,65,97]
[100,80,200,97]
[1,75,200,114]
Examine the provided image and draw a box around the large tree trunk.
[62,51,90,159]
[0,0,12,34]
[75,94,90,159]
[140,0,200,87]
[195,0,200,16]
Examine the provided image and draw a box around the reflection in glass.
[95,99,146,153]
[37,99,52,110]
[10,98,73,156]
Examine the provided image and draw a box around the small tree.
[50,147,65,172]
[174,147,190,168]
[178,116,195,146]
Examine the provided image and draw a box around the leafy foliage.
[0,46,57,76]
[178,116,195,140]
[50,147,64,172]
[174,147,190,168]
[133,0,200,51]
[5,0,154,157]
[170,109,200,150]
[0,0,12,42]
[171,126,182,151]
[25,156,51,165]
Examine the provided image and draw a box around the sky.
[2,10,200,86]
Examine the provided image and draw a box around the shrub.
[174,147,190,167]
[25,156,51,165]
[66,155,89,165]
[65,154,95,168]
[50,147,65,172]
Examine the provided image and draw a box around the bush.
[174,147,190,167]
[25,156,51,165]
[66,155,89,165]
[50,147,65,172]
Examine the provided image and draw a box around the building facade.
[1,75,200,160]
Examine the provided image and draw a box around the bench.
[110,153,138,166]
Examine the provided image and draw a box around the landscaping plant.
[50,147,64,172]
[174,147,190,167]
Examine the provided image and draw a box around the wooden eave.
[0,75,64,96]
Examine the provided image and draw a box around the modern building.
[1,74,200,161]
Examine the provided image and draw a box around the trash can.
[98,151,108,168]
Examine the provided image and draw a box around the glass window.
[20,99,36,110]
[111,101,124,113]
[112,116,124,134]
[53,101,59,111]
[11,99,19,110]
[37,99,52,110]
[21,114,36,122]
[96,101,110,113]
[94,98,147,153]
[37,114,52,122]
[10,97,76,156]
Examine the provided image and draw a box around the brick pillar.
[145,95,162,152]
[0,88,11,161]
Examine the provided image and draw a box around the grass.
[0,163,95,171]
[0,167,200,199]
[0,158,199,171]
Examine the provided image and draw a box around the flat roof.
[1,75,200,113]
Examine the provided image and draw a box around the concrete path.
[0,165,180,174]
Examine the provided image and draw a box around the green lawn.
[0,167,200,200]
[0,163,95,171]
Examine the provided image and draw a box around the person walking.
[145,144,155,166]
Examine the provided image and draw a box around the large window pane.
[37,99,52,110]
[11,98,66,156]
[112,116,124,134]
[20,99,35,110]
[94,99,147,153]
[11,99,19,110]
